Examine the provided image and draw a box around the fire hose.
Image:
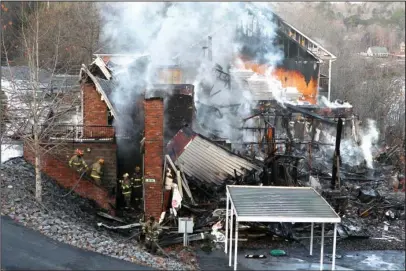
[44,170,87,198]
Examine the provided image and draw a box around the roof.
[167,127,262,185]
[80,64,118,118]
[227,185,341,223]
[247,3,336,61]
[93,77,118,107]
[368,47,389,54]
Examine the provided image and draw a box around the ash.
[0,157,195,270]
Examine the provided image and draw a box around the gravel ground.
[0,157,196,270]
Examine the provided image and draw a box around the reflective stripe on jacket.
[69,155,87,168]
[144,221,160,240]
[119,179,132,195]
[91,162,103,179]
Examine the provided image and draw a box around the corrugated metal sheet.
[227,185,341,223]
[169,128,262,185]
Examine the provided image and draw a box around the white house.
[367,46,389,58]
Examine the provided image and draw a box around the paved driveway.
[1,216,154,270]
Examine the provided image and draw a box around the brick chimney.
[143,97,164,220]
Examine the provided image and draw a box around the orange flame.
[235,57,318,104]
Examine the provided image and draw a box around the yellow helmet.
[123,173,129,178]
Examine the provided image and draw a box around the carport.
[225,185,341,271]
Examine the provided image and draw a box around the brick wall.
[82,83,112,138]
[23,142,117,212]
[143,98,164,220]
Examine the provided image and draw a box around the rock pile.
[1,158,196,270]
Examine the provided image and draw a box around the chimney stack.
[143,97,164,220]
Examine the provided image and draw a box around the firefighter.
[90,158,104,185]
[142,216,161,254]
[131,166,143,208]
[68,149,88,173]
[119,173,133,209]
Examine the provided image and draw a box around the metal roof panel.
[227,185,341,223]
[169,128,262,185]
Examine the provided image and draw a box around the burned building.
[21,5,360,219]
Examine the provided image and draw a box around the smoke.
[98,2,283,141]
[359,119,379,168]
[318,119,379,169]
[319,96,352,108]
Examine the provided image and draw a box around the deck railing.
[40,125,115,141]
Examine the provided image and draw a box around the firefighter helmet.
[123,173,129,178]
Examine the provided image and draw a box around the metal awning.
[225,185,341,271]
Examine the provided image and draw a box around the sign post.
[178,217,194,247]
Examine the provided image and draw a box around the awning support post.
[225,192,230,253]
[320,223,325,271]
[332,223,337,270]
[234,221,239,271]
[310,222,314,256]
[229,207,234,266]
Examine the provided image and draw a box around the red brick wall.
[144,98,164,220]
[82,83,111,138]
[23,142,116,212]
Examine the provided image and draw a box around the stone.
[51,226,59,233]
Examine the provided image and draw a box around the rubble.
[358,187,381,203]
[147,133,404,255]
[0,157,197,270]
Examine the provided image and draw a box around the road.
[1,216,154,270]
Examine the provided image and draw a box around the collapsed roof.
[166,127,263,185]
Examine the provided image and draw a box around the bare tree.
[1,2,80,202]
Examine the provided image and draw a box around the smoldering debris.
[98,124,404,252]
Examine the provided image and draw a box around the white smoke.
[318,119,379,169]
[359,119,379,168]
[98,2,284,140]
[319,96,353,108]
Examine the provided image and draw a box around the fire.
[235,57,318,104]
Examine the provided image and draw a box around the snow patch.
[1,144,23,163]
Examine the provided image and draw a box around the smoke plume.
[319,119,380,169]
[98,2,283,140]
